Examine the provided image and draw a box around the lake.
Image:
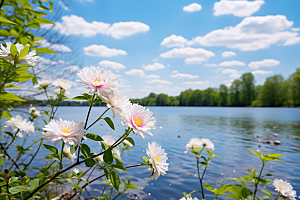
[3,107,300,200]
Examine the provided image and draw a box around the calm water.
[3,107,300,200]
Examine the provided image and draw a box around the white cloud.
[59,1,69,10]
[171,70,178,73]
[42,15,150,39]
[224,79,234,83]
[188,15,300,51]
[185,57,207,65]
[205,63,217,67]
[222,69,241,78]
[37,57,58,65]
[145,79,172,85]
[39,39,71,52]
[145,74,160,79]
[183,3,202,12]
[221,51,236,57]
[213,0,265,17]
[291,27,300,32]
[160,35,188,48]
[170,73,199,79]
[160,47,214,59]
[98,60,125,71]
[143,62,165,71]
[183,81,209,89]
[219,60,245,67]
[63,65,80,72]
[248,59,280,69]
[83,45,127,57]
[125,69,145,77]
[252,70,273,75]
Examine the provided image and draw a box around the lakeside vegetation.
[130,68,300,107]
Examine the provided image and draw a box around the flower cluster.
[4,115,35,137]
[34,78,72,95]
[185,138,214,151]
[29,107,41,119]
[273,179,297,200]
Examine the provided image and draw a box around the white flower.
[123,139,133,147]
[63,145,77,163]
[31,110,41,119]
[73,168,80,174]
[120,104,156,139]
[146,141,168,180]
[42,118,86,146]
[287,190,297,200]
[101,135,115,147]
[94,154,103,162]
[273,179,294,197]
[101,90,130,118]
[186,138,203,150]
[33,79,51,91]
[179,197,199,200]
[77,66,118,96]
[201,138,215,150]
[53,78,72,90]
[29,107,36,114]
[4,115,35,135]
[0,42,38,65]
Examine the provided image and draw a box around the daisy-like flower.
[29,107,36,114]
[179,197,199,200]
[77,66,118,96]
[0,42,38,65]
[53,78,72,91]
[63,145,77,163]
[201,138,215,151]
[101,90,130,118]
[29,107,41,119]
[42,118,86,146]
[287,190,297,200]
[146,141,168,180]
[33,79,51,91]
[101,135,115,147]
[4,115,35,136]
[185,138,203,150]
[273,179,294,197]
[120,104,156,139]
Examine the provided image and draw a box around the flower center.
[279,186,284,190]
[195,142,199,145]
[94,78,102,82]
[134,117,143,127]
[155,157,160,162]
[62,129,70,134]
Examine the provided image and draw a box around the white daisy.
[0,42,38,65]
[120,104,156,139]
[63,145,77,163]
[185,138,203,150]
[179,197,199,200]
[146,141,169,180]
[287,190,297,200]
[101,90,130,118]
[273,179,294,197]
[52,78,72,90]
[42,118,86,146]
[77,66,118,96]
[201,138,215,151]
[4,115,35,135]
[29,107,37,114]
[33,79,51,91]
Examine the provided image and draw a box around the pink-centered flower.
[77,66,118,96]
[42,119,86,146]
[120,104,156,139]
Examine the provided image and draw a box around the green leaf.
[100,141,109,150]
[103,149,113,164]
[34,48,57,55]
[34,18,54,24]
[70,145,76,155]
[0,17,17,24]
[4,84,19,89]
[80,144,91,158]
[0,160,4,166]
[261,189,273,200]
[9,186,28,194]
[19,46,30,58]
[86,133,103,141]
[203,184,215,192]
[0,92,26,102]
[41,111,50,119]
[125,137,135,146]
[104,117,115,130]
[109,171,120,191]
[85,158,96,167]
[2,111,12,120]
[43,144,58,154]
[267,153,284,158]
[29,178,40,191]
[142,156,149,162]
[248,149,262,159]
[217,184,232,195]
[32,76,37,85]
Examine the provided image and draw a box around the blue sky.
[41,0,300,98]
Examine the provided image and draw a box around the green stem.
[0,143,19,169]
[99,184,107,200]
[86,107,110,130]
[60,141,65,165]
[3,129,19,152]
[253,161,265,200]
[23,138,44,170]
[41,160,57,173]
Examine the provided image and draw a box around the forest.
[130,68,300,107]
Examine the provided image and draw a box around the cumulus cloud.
[221,51,236,57]
[222,69,241,78]
[185,57,207,65]
[252,70,273,75]
[83,45,127,57]
[145,74,160,79]
[170,73,199,79]
[183,81,209,89]
[160,47,214,58]
[183,3,202,13]
[143,63,165,71]
[125,69,145,77]
[39,39,71,52]
[219,60,245,67]
[205,63,217,67]
[291,27,300,31]
[248,59,280,69]
[145,79,172,85]
[213,0,265,17]
[188,15,300,51]
[98,60,125,71]
[160,35,188,48]
[42,15,149,39]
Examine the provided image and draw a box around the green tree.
[240,73,255,106]
[261,74,286,106]
[219,84,228,106]
[156,93,170,106]
[286,68,300,106]
[230,79,242,106]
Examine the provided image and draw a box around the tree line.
[130,68,300,107]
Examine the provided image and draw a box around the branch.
[0,143,20,170]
